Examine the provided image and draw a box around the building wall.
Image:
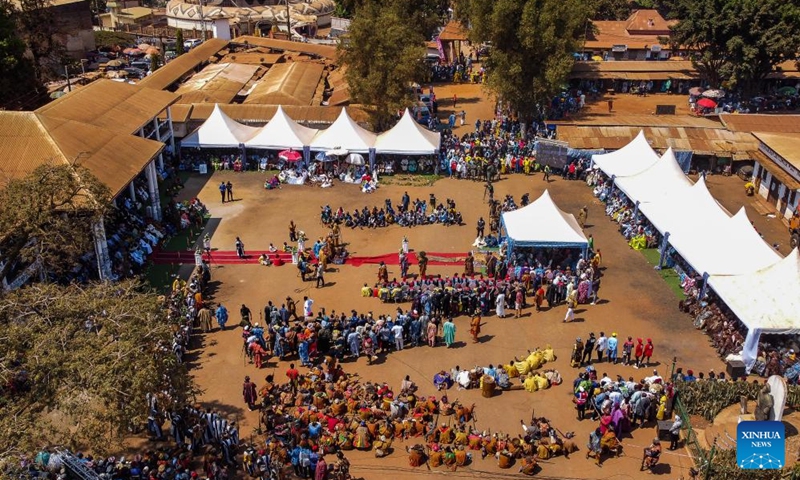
[52,0,96,57]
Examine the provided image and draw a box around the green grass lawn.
[143,263,180,292]
[640,248,686,298]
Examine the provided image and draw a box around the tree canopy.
[669,0,800,92]
[456,0,593,120]
[0,0,43,110]
[0,163,111,283]
[0,280,197,466]
[338,0,426,130]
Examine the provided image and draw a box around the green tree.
[592,0,633,20]
[0,164,111,283]
[175,29,185,55]
[0,0,43,110]
[338,0,426,130]
[17,0,67,81]
[0,280,198,466]
[457,0,592,120]
[669,0,800,92]
[149,52,161,72]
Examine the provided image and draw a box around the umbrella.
[701,89,725,99]
[591,55,603,62]
[778,86,797,96]
[123,47,142,56]
[346,153,365,165]
[688,86,703,96]
[329,147,349,156]
[145,47,160,55]
[106,59,124,67]
[50,91,66,99]
[696,98,717,108]
[279,149,302,162]
[314,152,336,162]
[138,43,152,51]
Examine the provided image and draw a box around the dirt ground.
[172,170,765,480]
[152,78,798,479]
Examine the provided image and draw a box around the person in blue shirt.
[215,304,228,330]
[219,182,227,203]
[683,369,696,382]
[607,333,619,364]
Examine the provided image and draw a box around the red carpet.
[150,249,467,267]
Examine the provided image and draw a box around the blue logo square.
[737,421,785,469]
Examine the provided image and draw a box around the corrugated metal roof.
[175,62,261,104]
[551,114,721,128]
[138,38,229,91]
[0,111,163,197]
[158,104,193,123]
[438,20,469,41]
[750,150,800,190]
[244,62,324,105]
[184,103,368,126]
[36,79,179,135]
[231,36,338,60]
[752,132,800,171]
[218,52,284,65]
[720,114,800,133]
[557,125,757,156]
[0,112,66,183]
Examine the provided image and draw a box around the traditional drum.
[481,375,496,398]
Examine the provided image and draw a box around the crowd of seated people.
[320,195,463,229]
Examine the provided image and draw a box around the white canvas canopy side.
[591,130,660,177]
[501,190,588,248]
[181,103,260,148]
[638,176,731,236]
[309,108,377,153]
[639,179,780,276]
[708,249,800,371]
[246,105,319,150]
[374,109,441,154]
[614,148,694,204]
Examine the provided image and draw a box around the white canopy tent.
[310,108,377,153]
[374,109,441,154]
[639,180,780,276]
[246,105,319,150]
[501,190,588,251]
[638,177,732,238]
[591,130,660,178]
[181,104,260,148]
[614,148,694,204]
[708,248,800,372]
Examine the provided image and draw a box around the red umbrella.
[279,149,302,161]
[697,98,717,108]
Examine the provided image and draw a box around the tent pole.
[657,231,670,269]
[633,200,640,221]
[698,272,709,301]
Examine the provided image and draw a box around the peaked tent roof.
[181,103,260,148]
[708,248,800,334]
[501,190,588,248]
[309,108,376,153]
[638,176,730,236]
[614,148,693,203]
[591,130,660,177]
[374,109,441,154]
[246,105,319,150]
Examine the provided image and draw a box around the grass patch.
[640,248,685,298]
[143,263,179,292]
[380,174,442,186]
[163,222,207,251]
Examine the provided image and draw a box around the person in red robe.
[243,376,257,411]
